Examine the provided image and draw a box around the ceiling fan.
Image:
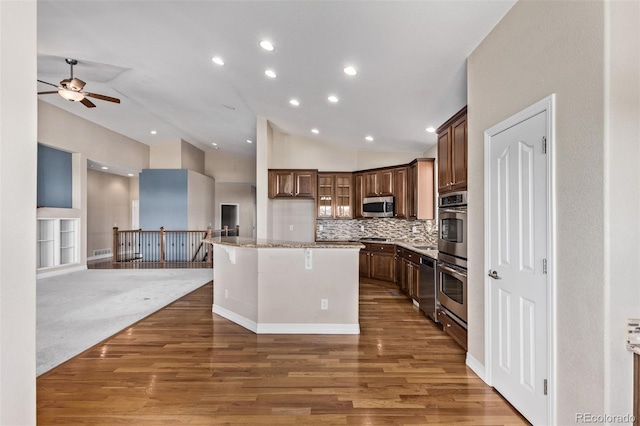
[37,58,120,108]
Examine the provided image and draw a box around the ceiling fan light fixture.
[68,78,86,91]
[58,89,85,102]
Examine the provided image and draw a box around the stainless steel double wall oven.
[437,191,468,328]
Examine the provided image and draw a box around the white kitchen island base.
[207,238,362,334]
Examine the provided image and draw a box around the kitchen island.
[203,236,363,334]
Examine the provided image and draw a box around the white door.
[488,110,548,425]
[131,200,139,230]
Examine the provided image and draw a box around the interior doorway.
[220,204,239,235]
[484,95,555,425]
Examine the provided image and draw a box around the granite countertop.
[628,344,640,356]
[203,236,364,249]
[318,238,439,259]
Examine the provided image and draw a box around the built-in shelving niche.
[37,218,79,269]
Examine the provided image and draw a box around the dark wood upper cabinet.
[268,169,317,199]
[408,158,435,220]
[393,167,408,219]
[353,173,364,219]
[437,106,467,194]
[364,169,394,197]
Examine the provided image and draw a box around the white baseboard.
[212,304,360,335]
[37,264,88,279]
[466,352,489,384]
[87,254,113,261]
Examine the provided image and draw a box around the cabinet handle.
[446,323,451,328]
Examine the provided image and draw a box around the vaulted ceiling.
[37,1,515,156]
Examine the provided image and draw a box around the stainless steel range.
[437,191,468,328]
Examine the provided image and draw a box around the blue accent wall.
[139,169,188,230]
[37,144,72,208]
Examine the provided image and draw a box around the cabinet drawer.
[402,248,419,262]
[368,243,394,254]
[437,308,468,351]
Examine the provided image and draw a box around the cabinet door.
[437,129,452,193]
[317,174,334,218]
[394,247,404,286]
[377,170,394,196]
[411,262,420,300]
[364,171,379,197]
[359,249,370,278]
[408,164,417,218]
[353,173,364,218]
[334,174,353,218]
[393,167,408,218]
[371,253,395,282]
[270,170,294,197]
[295,171,316,198]
[451,114,467,191]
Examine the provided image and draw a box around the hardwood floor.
[37,278,528,425]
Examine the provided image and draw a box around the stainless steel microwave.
[362,196,394,218]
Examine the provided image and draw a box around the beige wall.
[149,140,181,169]
[604,0,640,417]
[270,200,315,243]
[181,139,205,174]
[272,130,424,171]
[38,101,149,270]
[205,150,256,184]
[187,170,215,230]
[86,170,132,257]
[214,183,255,237]
[467,0,639,422]
[0,1,37,423]
[256,117,273,239]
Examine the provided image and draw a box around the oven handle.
[438,263,467,278]
[439,208,467,214]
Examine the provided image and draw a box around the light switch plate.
[628,318,640,345]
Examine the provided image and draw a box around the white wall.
[467,0,639,422]
[0,1,37,423]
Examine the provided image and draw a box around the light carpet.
[37,268,212,376]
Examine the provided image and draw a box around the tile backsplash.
[316,218,438,245]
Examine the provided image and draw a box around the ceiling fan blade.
[37,79,59,88]
[38,91,59,95]
[85,92,120,104]
[80,98,96,108]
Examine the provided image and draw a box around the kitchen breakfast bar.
[203,237,363,334]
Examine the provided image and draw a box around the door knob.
[488,270,502,280]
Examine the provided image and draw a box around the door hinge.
[543,259,547,274]
[542,136,547,154]
[544,379,548,395]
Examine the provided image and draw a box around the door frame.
[219,203,239,231]
[483,94,556,424]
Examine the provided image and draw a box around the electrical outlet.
[318,224,323,231]
[224,289,228,299]
[321,299,328,310]
[360,225,365,232]
[289,225,294,231]
[412,225,418,233]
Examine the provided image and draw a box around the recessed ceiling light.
[101,166,109,170]
[426,127,436,133]
[365,136,374,142]
[259,40,275,51]
[327,95,339,103]
[311,128,319,134]
[343,66,357,76]
[127,173,134,177]
[264,69,277,78]
[212,142,218,146]
[150,130,157,135]
[211,56,224,66]
[289,99,300,106]
[246,139,253,144]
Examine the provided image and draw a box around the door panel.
[489,110,548,425]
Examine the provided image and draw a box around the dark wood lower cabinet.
[437,308,468,350]
[360,243,395,282]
